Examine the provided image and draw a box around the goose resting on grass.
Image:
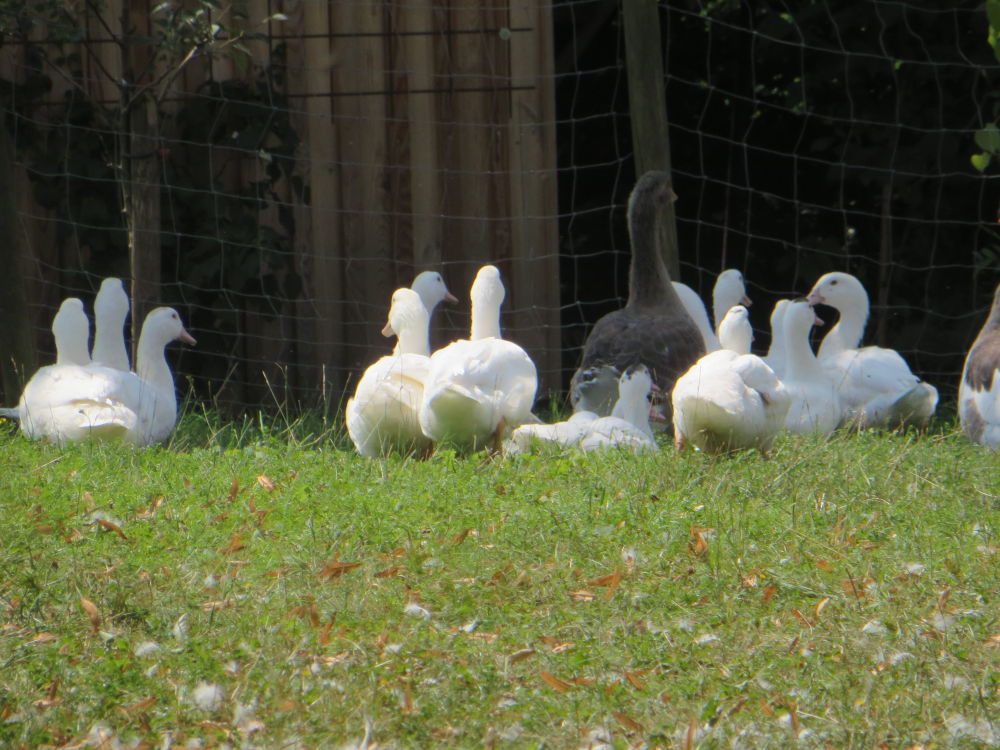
[780,298,843,435]
[506,365,657,455]
[419,265,538,452]
[346,288,433,458]
[807,272,937,429]
[570,171,704,422]
[2,306,195,446]
[672,305,789,454]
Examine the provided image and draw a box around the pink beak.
[179,327,197,346]
[806,291,824,306]
[740,294,752,307]
[444,291,459,304]
[381,321,394,338]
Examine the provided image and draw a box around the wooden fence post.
[622,0,680,281]
[0,123,36,403]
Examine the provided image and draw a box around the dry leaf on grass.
[451,528,476,545]
[688,526,713,559]
[588,569,622,599]
[135,495,165,520]
[96,518,128,540]
[80,597,101,635]
[256,475,276,492]
[539,670,573,693]
[219,532,246,555]
[814,596,831,618]
[623,670,647,690]
[613,711,645,733]
[318,559,362,581]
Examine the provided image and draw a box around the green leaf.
[971,152,991,172]
[974,124,1000,155]
[988,0,1000,32]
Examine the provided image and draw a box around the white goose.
[959,283,1000,447]
[346,288,433,458]
[410,270,458,316]
[578,365,659,453]
[672,305,790,454]
[672,269,752,352]
[419,265,538,452]
[0,298,91,434]
[713,270,753,336]
[763,299,790,379]
[807,272,937,428]
[91,277,131,371]
[507,365,657,454]
[2,306,195,446]
[781,298,843,434]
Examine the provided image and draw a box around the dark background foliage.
[556,0,1000,399]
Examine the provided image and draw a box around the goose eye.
[830,280,838,286]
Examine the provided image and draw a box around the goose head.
[806,272,867,312]
[53,297,91,366]
[718,305,753,354]
[713,269,752,319]
[612,364,657,428]
[783,298,824,342]
[138,307,197,350]
[769,298,790,330]
[627,171,677,222]
[469,265,505,340]
[410,271,458,314]
[381,288,431,356]
[572,365,621,416]
[95,277,129,326]
[618,364,654,404]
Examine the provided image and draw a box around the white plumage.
[672,306,790,454]
[346,288,433,457]
[3,306,195,446]
[807,272,936,428]
[419,265,537,451]
[780,299,843,434]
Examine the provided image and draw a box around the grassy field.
[0,413,997,749]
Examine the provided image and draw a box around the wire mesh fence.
[2,0,998,414]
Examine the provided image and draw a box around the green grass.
[0,414,997,748]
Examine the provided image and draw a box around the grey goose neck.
[625,171,684,313]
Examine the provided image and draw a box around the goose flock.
[0,279,195,447]
[3,172,999,453]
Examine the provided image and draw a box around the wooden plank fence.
[0,0,560,410]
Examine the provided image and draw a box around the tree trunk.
[0,122,37,403]
[126,94,162,350]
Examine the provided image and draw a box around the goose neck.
[626,195,672,308]
[396,321,431,357]
[818,304,867,357]
[783,319,823,380]
[135,333,171,391]
[470,302,501,340]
